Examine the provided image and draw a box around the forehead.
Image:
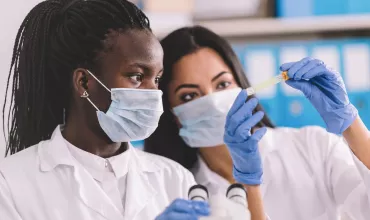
[98,29,163,69]
[171,47,231,83]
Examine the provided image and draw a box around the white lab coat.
[192,126,370,220]
[0,126,196,220]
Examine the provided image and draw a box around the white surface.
[144,0,193,13]
[311,46,340,73]
[194,0,260,19]
[342,44,370,92]
[201,194,251,220]
[145,12,193,39]
[245,50,277,98]
[0,0,43,160]
[195,14,370,37]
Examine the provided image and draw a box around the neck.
[199,145,235,184]
[62,111,127,158]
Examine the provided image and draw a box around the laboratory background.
[1,0,370,155]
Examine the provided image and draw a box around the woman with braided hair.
[0,1,211,219]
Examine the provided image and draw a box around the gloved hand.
[155,199,210,220]
[281,57,358,134]
[224,90,267,185]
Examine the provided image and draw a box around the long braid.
[4,0,150,156]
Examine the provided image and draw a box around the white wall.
[0,0,42,160]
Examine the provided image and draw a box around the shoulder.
[297,126,343,148]
[0,143,41,175]
[296,125,334,137]
[273,126,345,161]
[273,125,326,135]
[274,126,341,146]
[0,142,46,190]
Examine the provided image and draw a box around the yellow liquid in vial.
[246,71,289,96]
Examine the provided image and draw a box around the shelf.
[145,12,193,39]
[194,14,370,38]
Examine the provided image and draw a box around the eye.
[216,81,231,90]
[129,73,143,84]
[155,76,162,85]
[180,92,198,103]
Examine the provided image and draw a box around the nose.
[202,87,214,96]
[142,79,158,90]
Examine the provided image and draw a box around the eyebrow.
[175,84,199,93]
[128,62,149,70]
[128,63,164,75]
[211,71,229,82]
[174,71,230,93]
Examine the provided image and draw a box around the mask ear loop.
[85,69,111,93]
[81,91,100,111]
[82,70,111,111]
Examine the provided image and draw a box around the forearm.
[343,116,370,169]
[243,185,266,220]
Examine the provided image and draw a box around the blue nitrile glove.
[280,57,358,134]
[224,90,267,185]
[155,199,210,220]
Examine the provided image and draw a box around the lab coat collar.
[38,125,160,173]
[108,147,131,178]
[122,147,164,218]
[38,126,123,219]
[192,155,230,193]
[192,128,276,198]
[38,126,160,219]
[124,150,158,219]
[129,146,161,173]
[39,125,75,171]
[65,138,112,182]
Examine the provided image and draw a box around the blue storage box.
[277,0,370,17]
[242,44,283,125]
[233,37,370,129]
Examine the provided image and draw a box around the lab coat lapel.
[72,166,124,220]
[38,126,124,220]
[124,149,158,219]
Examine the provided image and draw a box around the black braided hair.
[4,0,150,156]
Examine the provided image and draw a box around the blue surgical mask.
[173,87,241,147]
[84,70,163,142]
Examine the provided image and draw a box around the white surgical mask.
[84,70,163,142]
[173,87,241,147]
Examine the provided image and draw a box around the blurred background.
[1,0,370,156]
[129,0,370,149]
